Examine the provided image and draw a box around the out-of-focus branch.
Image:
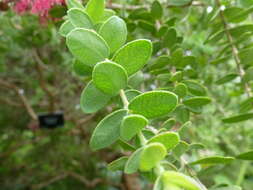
[216,0,252,97]
[106,1,205,10]
[0,96,22,107]
[0,79,37,120]
[33,49,56,112]
[31,171,104,189]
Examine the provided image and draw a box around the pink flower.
[14,0,30,14]
[14,0,65,20]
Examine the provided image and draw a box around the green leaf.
[161,118,176,130]
[243,66,253,82]
[236,150,253,160]
[73,59,92,76]
[80,81,111,113]
[90,109,127,150]
[224,7,249,23]
[149,55,170,70]
[139,143,167,171]
[169,0,192,6]
[120,114,148,141]
[66,0,84,9]
[239,97,253,113]
[92,61,128,96]
[240,0,253,7]
[162,171,202,190]
[99,16,127,53]
[182,80,207,96]
[164,28,177,48]
[101,9,116,22]
[138,20,156,34]
[172,141,189,159]
[113,39,153,75]
[147,132,180,150]
[174,105,190,122]
[124,147,144,174]
[153,175,163,190]
[183,97,211,107]
[125,89,141,102]
[216,73,238,85]
[211,186,242,190]
[128,91,178,119]
[178,121,191,137]
[108,156,128,171]
[117,139,136,151]
[59,20,74,37]
[174,83,187,98]
[66,28,109,66]
[222,113,253,123]
[170,71,183,82]
[151,0,163,19]
[67,8,93,29]
[189,156,235,166]
[239,47,253,65]
[85,0,105,23]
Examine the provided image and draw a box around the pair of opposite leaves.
[89,91,179,151]
[107,130,180,172]
[64,9,153,96]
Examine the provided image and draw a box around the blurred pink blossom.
[14,0,65,19]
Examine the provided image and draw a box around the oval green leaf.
[151,0,163,19]
[174,83,187,98]
[108,156,128,171]
[67,8,93,29]
[215,73,238,85]
[139,142,167,171]
[113,39,153,76]
[89,109,127,150]
[59,20,74,37]
[222,113,253,123]
[120,114,148,141]
[124,147,144,174]
[99,16,127,53]
[66,28,109,66]
[80,81,111,113]
[85,0,105,23]
[236,150,253,160]
[73,60,92,76]
[162,171,202,190]
[66,0,84,9]
[128,91,178,119]
[182,80,207,96]
[189,156,235,166]
[92,61,128,96]
[183,96,211,108]
[148,132,180,150]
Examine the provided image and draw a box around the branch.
[0,79,37,120]
[33,49,56,112]
[120,89,129,109]
[31,171,104,189]
[216,0,252,97]
[106,1,205,10]
[0,96,22,107]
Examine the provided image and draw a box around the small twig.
[106,1,205,10]
[120,89,129,109]
[216,0,252,97]
[33,49,56,112]
[0,136,44,159]
[31,171,104,189]
[181,157,208,190]
[0,79,37,120]
[0,96,22,107]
